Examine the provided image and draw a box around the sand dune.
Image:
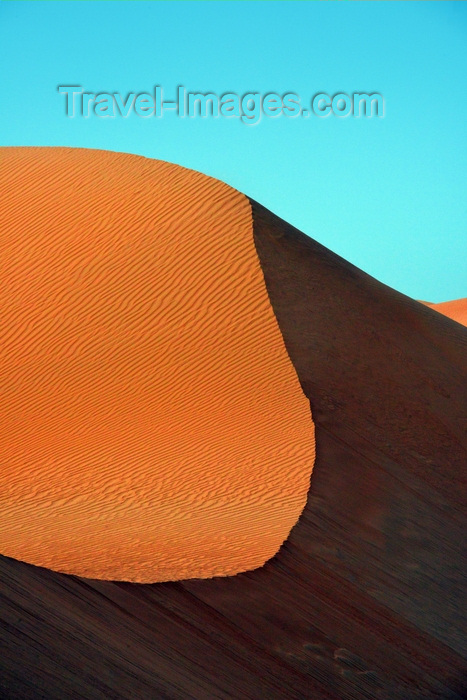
[0,147,314,582]
[423,298,467,326]
[0,149,466,699]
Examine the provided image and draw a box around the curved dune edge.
[0,147,315,583]
[421,298,467,327]
[0,198,465,700]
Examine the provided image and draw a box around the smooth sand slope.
[0,150,466,699]
[424,298,467,327]
[0,147,314,582]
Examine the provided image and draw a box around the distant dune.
[423,298,467,327]
[0,147,314,582]
[0,148,465,699]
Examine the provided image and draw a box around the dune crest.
[0,147,314,582]
[1,152,465,699]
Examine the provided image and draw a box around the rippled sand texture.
[0,147,315,582]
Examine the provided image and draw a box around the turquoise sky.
[1,0,465,302]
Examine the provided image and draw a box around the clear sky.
[1,0,465,302]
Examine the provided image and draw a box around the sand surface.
[0,147,314,582]
[0,183,465,699]
[424,298,467,326]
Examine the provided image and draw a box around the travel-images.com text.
[58,86,384,125]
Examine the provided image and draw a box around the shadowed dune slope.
[0,160,466,699]
[0,147,314,582]
[424,298,467,327]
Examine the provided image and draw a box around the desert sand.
[0,149,466,699]
[0,147,314,582]
[424,298,467,327]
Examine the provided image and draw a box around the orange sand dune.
[0,147,314,582]
[423,298,467,326]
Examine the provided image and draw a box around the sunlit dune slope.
[423,298,467,326]
[0,147,314,583]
